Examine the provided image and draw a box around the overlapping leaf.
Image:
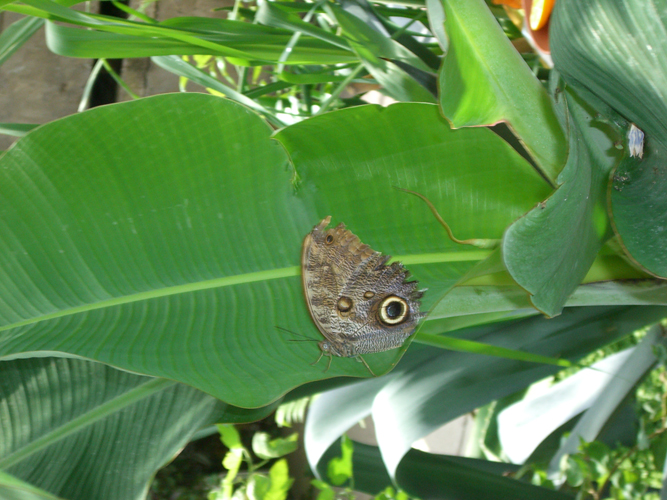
[551,0,667,277]
[503,83,622,317]
[427,0,566,180]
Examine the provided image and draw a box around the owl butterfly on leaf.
[299,216,425,376]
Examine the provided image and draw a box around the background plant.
[0,0,665,499]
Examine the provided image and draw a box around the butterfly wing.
[337,253,424,354]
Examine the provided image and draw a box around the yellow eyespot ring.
[378,296,409,325]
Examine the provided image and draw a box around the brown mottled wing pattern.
[301,216,424,358]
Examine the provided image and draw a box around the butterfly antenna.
[276,326,320,342]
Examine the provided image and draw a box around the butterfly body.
[301,216,424,370]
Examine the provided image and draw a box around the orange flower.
[529,0,556,30]
[492,0,522,8]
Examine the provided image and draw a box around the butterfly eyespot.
[363,291,375,299]
[378,296,409,325]
[337,296,353,312]
[325,234,335,244]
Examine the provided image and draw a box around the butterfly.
[300,216,425,375]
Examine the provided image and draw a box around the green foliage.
[373,486,412,500]
[1,0,667,498]
[252,432,299,460]
[274,397,310,428]
[327,435,355,487]
[209,426,296,500]
[313,437,415,500]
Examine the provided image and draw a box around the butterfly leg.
[310,349,324,367]
[355,355,376,377]
[310,349,334,373]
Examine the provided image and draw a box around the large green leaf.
[0,357,256,500]
[0,93,311,408]
[317,440,574,499]
[503,82,622,317]
[427,0,566,181]
[274,103,550,252]
[551,0,667,277]
[497,347,638,463]
[0,95,550,408]
[394,451,574,500]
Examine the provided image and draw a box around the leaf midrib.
[0,250,490,333]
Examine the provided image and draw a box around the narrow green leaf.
[0,15,43,66]
[427,278,667,323]
[322,3,436,103]
[44,19,357,64]
[256,1,352,51]
[325,2,432,73]
[278,71,348,84]
[14,0,257,59]
[151,55,284,127]
[0,123,39,137]
[415,333,572,367]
